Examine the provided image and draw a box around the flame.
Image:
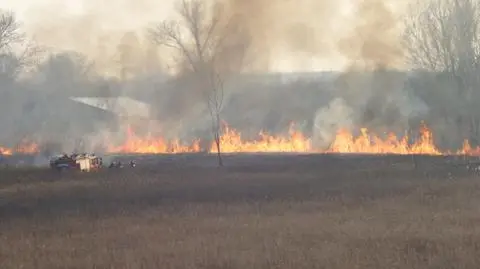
[108,122,457,155]
[327,123,441,155]
[14,141,40,155]
[107,126,201,154]
[0,147,12,156]
[0,141,39,156]
[4,122,480,156]
[210,124,311,153]
[456,139,480,156]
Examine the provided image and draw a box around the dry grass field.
[1,154,480,269]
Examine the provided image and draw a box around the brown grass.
[1,156,480,269]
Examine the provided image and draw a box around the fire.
[3,122,480,156]
[107,126,201,154]
[456,140,480,156]
[327,124,441,155]
[0,141,39,156]
[108,122,461,155]
[0,147,12,155]
[210,124,311,153]
[14,141,39,154]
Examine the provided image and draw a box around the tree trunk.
[214,132,223,167]
[213,114,223,167]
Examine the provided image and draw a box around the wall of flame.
[2,122,476,156]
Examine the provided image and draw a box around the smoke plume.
[313,0,429,147]
[0,0,471,155]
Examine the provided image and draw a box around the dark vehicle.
[50,153,103,172]
[50,154,78,171]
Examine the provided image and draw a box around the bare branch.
[0,11,41,81]
[149,21,198,72]
[404,0,480,142]
[404,0,480,74]
[0,11,23,52]
[178,0,204,61]
[149,0,250,166]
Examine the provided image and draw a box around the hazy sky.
[2,0,173,28]
[1,0,409,72]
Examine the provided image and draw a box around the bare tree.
[404,0,480,71]
[404,0,480,144]
[149,0,249,166]
[0,11,22,52]
[0,10,40,82]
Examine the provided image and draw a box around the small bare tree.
[0,10,40,82]
[0,11,22,51]
[404,0,480,144]
[149,0,248,166]
[404,0,480,72]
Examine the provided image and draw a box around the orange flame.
[4,122,480,156]
[210,124,311,153]
[0,147,12,156]
[327,123,441,155]
[107,126,201,154]
[0,141,39,156]
[107,122,459,155]
[15,141,40,155]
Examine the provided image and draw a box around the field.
[1,153,480,269]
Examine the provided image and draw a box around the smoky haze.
[0,0,476,156]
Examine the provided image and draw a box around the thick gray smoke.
[312,0,429,149]
[0,0,478,155]
[313,98,354,149]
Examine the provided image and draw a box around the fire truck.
[50,153,103,172]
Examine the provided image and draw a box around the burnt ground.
[1,153,480,268]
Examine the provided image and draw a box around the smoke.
[17,0,171,76]
[337,0,405,70]
[222,0,351,71]
[13,0,409,72]
[313,98,354,149]
[0,1,172,155]
[312,0,430,147]
[0,0,474,156]
[14,0,353,72]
